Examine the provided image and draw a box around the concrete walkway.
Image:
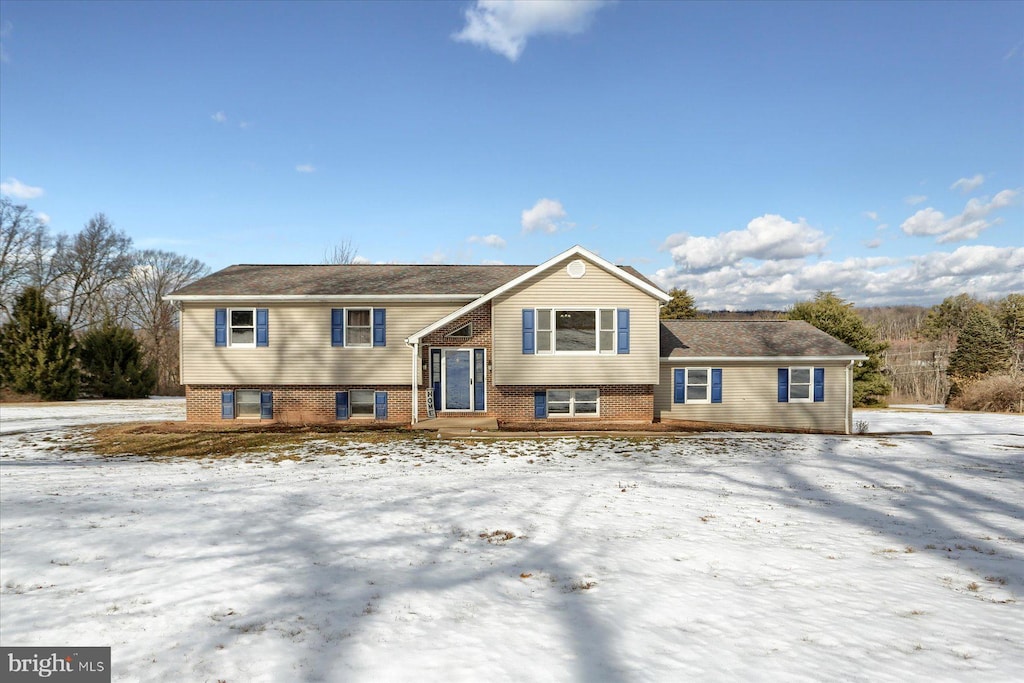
[409,416,499,431]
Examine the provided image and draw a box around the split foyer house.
[167,245,866,433]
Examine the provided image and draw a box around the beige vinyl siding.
[655,361,851,433]
[180,302,460,385]
[492,256,662,385]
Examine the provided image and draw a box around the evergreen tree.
[0,287,78,400]
[78,322,157,398]
[947,308,1013,380]
[789,291,891,407]
[661,288,700,319]
[921,293,980,343]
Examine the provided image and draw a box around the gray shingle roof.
[660,320,865,358]
[168,263,662,298]
[168,264,536,297]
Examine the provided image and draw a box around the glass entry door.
[443,349,472,410]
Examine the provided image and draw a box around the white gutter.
[410,340,419,424]
[164,294,479,303]
[847,359,855,434]
[660,355,868,363]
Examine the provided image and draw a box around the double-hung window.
[673,368,722,404]
[686,368,710,403]
[535,308,616,354]
[779,367,823,403]
[788,367,812,402]
[346,309,372,347]
[234,389,261,417]
[230,309,256,347]
[350,389,375,417]
[546,389,599,417]
[216,308,267,348]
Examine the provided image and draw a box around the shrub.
[78,322,157,398]
[949,374,1024,413]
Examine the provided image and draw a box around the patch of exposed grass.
[79,422,423,459]
[479,530,517,544]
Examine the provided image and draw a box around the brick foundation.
[186,385,411,423]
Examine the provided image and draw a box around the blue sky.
[1,0,1021,308]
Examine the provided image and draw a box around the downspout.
[409,340,419,424]
[846,360,855,434]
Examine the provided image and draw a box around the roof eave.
[164,293,481,303]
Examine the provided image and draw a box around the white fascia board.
[660,355,869,363]
[406,245,670,343]
[163,294,480,303]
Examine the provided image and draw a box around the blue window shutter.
[711,368,723,403]
[522,309,535,354]
[331,309,344,347]
[430,348,442,410]
[221,390,234,419]
[778,368,789,402]
[813,368,825,402]
[373,308,387,347]
[335,391,349,420]
[260,391,273,419]
[617,309,630,354]
[534,391,547,419]
[374,391,388,419]
[473,348,485,411]
[674,368,686,404]
[215,309,227,347]
[256,308,269,347]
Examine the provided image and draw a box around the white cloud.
[653,243,1024,310]
[211,111,227,123]
[900,189,1018,243]
[521,198,571,234]
[480,259,505,265]
[864,238,881,249]
[950,174,985,193]
[863,211,878,221]
[904,195,928,206]
[876,223,889,232]
[295,164,316,173]
[0,177,44,199]
[467,234,507,248]
[352,255,371,265]
[660,214,828,273]
[239,121,251,129]
[452,0,609,61]
[36,212,51,225]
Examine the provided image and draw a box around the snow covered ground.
[1,402,1021,682]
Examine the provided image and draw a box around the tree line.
[0,197,208,399]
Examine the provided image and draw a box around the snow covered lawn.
[1,402,1022,682]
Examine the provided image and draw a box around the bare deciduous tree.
[323,239,358,264]
[50,213,135,330]
[123,249,209,394]
[0,197,51,320]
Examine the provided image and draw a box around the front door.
[443,349,472,410]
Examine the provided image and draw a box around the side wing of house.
[655,360,854,433]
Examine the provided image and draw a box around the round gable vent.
[566,259,587,279]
